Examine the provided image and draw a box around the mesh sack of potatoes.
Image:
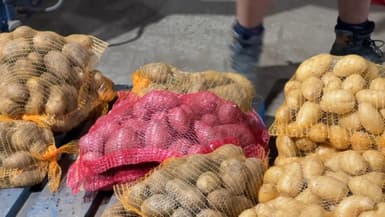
[114,144,265,217]
[269,53,385,153]
[0,119,78,191]
[248,149,385,217]
[131,62,256,112]
[0,26,115,133]
[66,90,269,193]
[101,201,140,217]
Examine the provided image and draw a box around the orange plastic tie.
[132,72,150,94]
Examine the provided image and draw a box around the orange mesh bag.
[0,119,78,192]
[251,149,385,217]
[131,63,256,112]
[269,53,385,155]
[102,201,140,217]
[114,144,265,217]
[0,26,115,133]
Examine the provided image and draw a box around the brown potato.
[45,84,78,115]
[140,194,176,216]
[295,137,317,152]
[2,151,34,169]
[171,208,192,217]
[328,125,350,150]
[11,123,44,151]
[165,178,206,210]
[207,188,234,214]
[196,171,221,194]
[0,81,29,102]
[0,98,24,116]
[146,170,172,194]
[62,42,90,67]
[220,158,248,195]
[33,31,64,52]
[25,78,47,114]
[9,167,46,187]
[308,123,328,143]
[27,52,44,67]
[2,38,31,57]
[196,209,225,217]
[350,131,373,151]
[231,196,254,216]
[12,26,36,38]
[65,34,93,48]
[12,58,40,76]
[44,50,72,79]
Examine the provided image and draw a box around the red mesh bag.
[67,90,269,193]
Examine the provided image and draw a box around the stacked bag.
[0,26,116,191]
[241,54,385,217]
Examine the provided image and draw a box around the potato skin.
[62,42,90,67]
[165,178,206,210]
[2,151,34,169]
[140,194,176,217]
[9,167,46,187]
[196,171,221,194]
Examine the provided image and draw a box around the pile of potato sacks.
[240,54,385,217]
[0,26,116,191]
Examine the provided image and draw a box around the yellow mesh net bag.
[0,119,78,192]
[0,26,115,133]
[114,144,265,217]
[102,201,140,217]
[131,63,256,112]
[247,149,385,217]
[269,53,385,154]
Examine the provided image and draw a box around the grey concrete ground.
[23,0,385,113]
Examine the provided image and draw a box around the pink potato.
[82,151,103,162]
[104,128,137,154]
[168,106,192,134]
[140,91,180,112]
[194,120,216,145]
[144,120,170,148]
[214,124,256,145]
[182,92,219,115]
[216,102,243,124]
[168,138,193,154]
[200,114,219,126]
[79,133,105,154]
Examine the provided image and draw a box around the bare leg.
[236,0,272,28]
[338,0,370,24]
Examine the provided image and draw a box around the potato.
[340,150,369,176]
[320,89,355,114]
[2,151,34,169]
[364,62,379,81]
[348,176,384,203]
[369,77,385,91]
[211,144,244,161]
[308,123,328,143]
[44,50,72,79]
[360,172,385,187]
[329,125,350,150]
[140,194,176,216]
[27,52,44,67]
[270,196,306,214]
[45,84,78,115]
[334,196,375,217]
[295,189,322,205]
[276,162,304,197]
[171,208,192,217]
[295,53,332,81]
[12,26,36,38]
[324,171,351,184]
[231,196,254,216]
[196,171,221,194]
[299,204,326,217]
[146,170,173,194]
[126,182,150,208]
[239,208,257,217]
[9,167,46,187]
[296,102,321,128]
[263,166,283,184]
[274,104,293,123]
[65,34,93,48]
[274,156,300,167]
[301,77,323,101]
[350,131,373,151]
[284,80,301,94]
[342,74,366,94]
[324,154,342,172]
[255,203,276,217]
[258,183,279,203]
[380,109,385,120]
[301,156,324,180]
[323,76,342,93]
[0,98,24,116]
[356,89,385,109]
[339,112,362,130]
[12,58,39,76]
[359,203,385,217]
[321,72,338,85]
[33,31,64,52]
[0,80,29,101]
[358,102,384,135]
[62,42,90,67]
[309,176,349,202]
[207,189,234,214]
[276,136,298,158]
[25,78,46,114]
[314,145,336,159]
[196,209,224,217]
[2,38,31,57]
[11,123,45,151]
[285,89,305,109]
[362,150,385,172]
[295,137,317,152]
[220,158,248,194]
[165,178,205,209]
[333,55,368,77]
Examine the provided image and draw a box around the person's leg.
[331,0,383,63]
[230,0,272,75]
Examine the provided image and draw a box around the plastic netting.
[131,63,256,112]
[0,119,78,191]
[114,144,265,217]
[253,149,385,217]
[67,90,269,193]
[269,53,385,153]
[0,26,115,133]
[102,201,140,217]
